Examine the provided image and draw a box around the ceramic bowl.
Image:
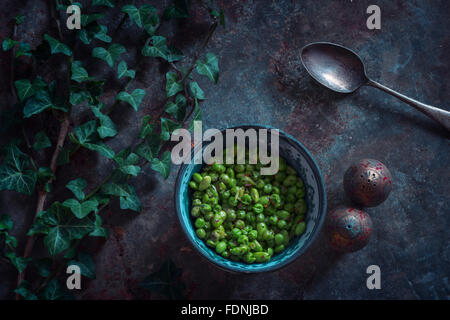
[175,125,327,273]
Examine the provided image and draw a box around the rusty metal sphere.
[326,207,373,252]
[343,159,392,207]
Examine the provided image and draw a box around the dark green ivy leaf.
[139,115,154,140]
[14,281,38,300]
[15,42,32,57]
[0,214,13,231]
[141,36,183,62]
[101,183,141,212]
[0,143,37,195]
[44,34,72,56]
[5,252,31,273]
[151,151,172,179]
[43,202,95,256]
[196,52,219,84]
[14,79,34,101]
[23,90,68,118]
[160,117,181,141]
[139,259,185,299]
[135,135,161,163]
[72,120,115,159]
[34,258,53,277]
[71,60,91,83]
[165,72,183,97]
[122,4,159,34]
[92,0,114,8]
[2,38,18,51]
[62,198,99,219]
[66,178,87,201]
[92,44,125,67]
[117,61,135,79]
[14,14,25,25]
[33,131,51,150]
[91,106,118,139]
[89,214,108,238]
[189,81,205,100]
[163,0,189,20]
[42,279,73,300]
[189,99,202,131]
[68,252,96,279]
[116,89,146,111]
[114,149,141,176]
[165,94,186,122]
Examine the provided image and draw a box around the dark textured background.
[0,0,449,299]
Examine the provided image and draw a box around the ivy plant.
[0,0,224,300]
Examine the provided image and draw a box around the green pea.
[277,219,288,229]
[222,250,230,258]
[272,186,280,194]
[254,252,270,263]
[244,252,256,263]
[259,195,270,206]
[252,203,264,214]
[276,210,290,220]
[278,158,286,171]
[228,197,238,207]
[283,175,297,187]
[263,184,273,194]
[189,181,198,189]
[196,228,206,238]
[248,230,258,241]
[286,166,296,175]
[195,217,205,228]
[238,235,249,244]
[237,210,246,219]
[212,214,224,228]
[267,247,274,256]
[270,194,281,207]
[235,219,245,229]
[249,240,263,252]
[256,213,265,222]
[212,163,225,173]
[251,188,260,203]
[274,233,284,245]
[256,222,267,234]
[201,203,212,214]
[193,173,203,183]
[268,215,278,225]
[295,200,307,215]
[295,221,306,236]
[226,168,235,178]
[206,239,217,247]
[231,245,248,256]
[274,244,285,253]
[241,194,252,205]
[280,230,289,246]
[262,229,274,241]
[199,176,212,191]
[191,206,201,217]
[226,209,237,221]
[234,164,245,173]
[255,180,265,189]
[216,241,227,254]
[231,228,242,238]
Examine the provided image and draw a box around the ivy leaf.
[163,0,189,20]
[43,202,95,256]
[122,4,159,34]
[189,99,202,131]
[196,52,219,84]
[139,115,154,140]
[15,42,32,57]
[71,60,91,83]
[62,198,99,219]
[135,135,161,163]
[92,0,114,8]
[160,117,181,141]
[189,81,205,100]
[70,89,90,106]
[72,120,115,159]
[142,36,184,62]
[92,44,125,67]
[24,90,68,118]
[14,14,25,25]
[68,252,96,279]
[151,151,172,179]
[89,214,108,238]
[14,281,38,300]
[116,89,146,111]
[91,106,118,139]
[33,131,52,150]
[79,21,111,45]
[14,79,35,101]
[44,34,72,56]
[165,72,183,97]
[0,143,37,195]
[0,214,13,231]
[66,178,87,201]
[165,94,186,122]
[139,259,185,299]
[42,279,73,300]
[101,183,141,212]
[34,258,53,278]
[2,38,18,51]
[117,61,135,79]
[114,149,141,176]
[37,167,55,192]
[5,252,31,273]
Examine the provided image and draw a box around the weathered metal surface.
[0,0,449,300]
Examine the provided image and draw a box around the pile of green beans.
[189,155,307,264]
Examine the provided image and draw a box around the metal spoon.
[300,42,450,131]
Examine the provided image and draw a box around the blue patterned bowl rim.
[174,124,327,273]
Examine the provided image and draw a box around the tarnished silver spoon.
[301,42,450,131]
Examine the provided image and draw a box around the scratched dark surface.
[0,0,449,300]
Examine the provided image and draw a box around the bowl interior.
[175,126,326,273]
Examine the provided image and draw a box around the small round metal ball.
[326,207,373,252]
[343,159,392,207]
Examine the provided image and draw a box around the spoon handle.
[367,79,450,131]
